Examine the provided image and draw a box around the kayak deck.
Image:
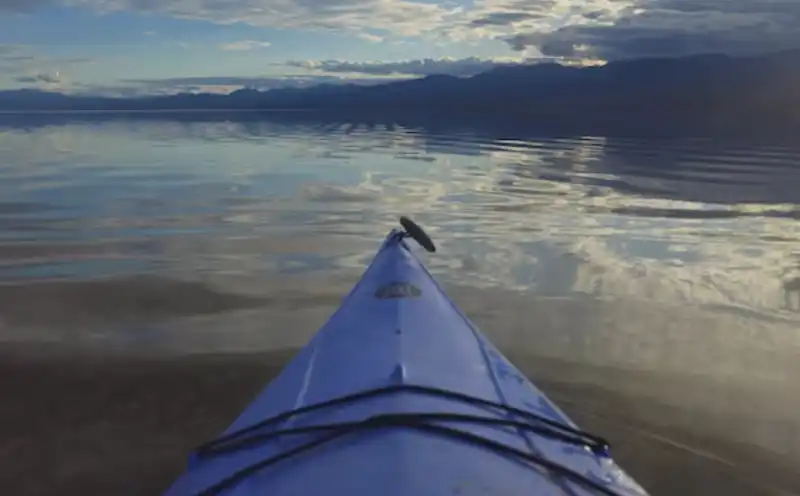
[164,226,648,496]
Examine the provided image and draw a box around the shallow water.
[0,113,799,490]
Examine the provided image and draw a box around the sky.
[1,0,799,96]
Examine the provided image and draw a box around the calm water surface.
[1,114,799,470]
[2,116,800,349]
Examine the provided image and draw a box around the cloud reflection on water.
[2,115,800,314]
[2,114,800,465]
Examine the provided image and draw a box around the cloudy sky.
[1,0,799,95]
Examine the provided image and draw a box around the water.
[1,113,799,477]
[2,114,800,356]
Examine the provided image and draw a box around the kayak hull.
[165,229,647,496]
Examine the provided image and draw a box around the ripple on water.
[1,115,800,324]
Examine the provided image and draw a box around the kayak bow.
[165,218,648,496]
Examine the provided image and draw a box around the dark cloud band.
[502,0,800,59]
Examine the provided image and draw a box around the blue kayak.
[165,218,648,496]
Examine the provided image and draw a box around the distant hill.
[2,50,799,133]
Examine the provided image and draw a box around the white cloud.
[2,0,799,62]
[0,46,93,89]
[14,71,62,84]
[438,0,636,46]
[495,0,800,59]
[284,56,527,77]
[357,33,384,43]
[219,40,272,51]
[53,0,458,37]
[72,74,408,96]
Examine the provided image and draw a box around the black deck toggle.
[399,216,436,253]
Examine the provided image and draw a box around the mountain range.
[2,50,800,134]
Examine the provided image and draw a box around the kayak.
[164,218,648,496]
